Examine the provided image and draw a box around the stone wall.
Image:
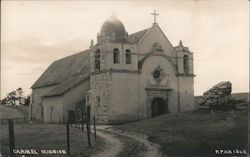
[90,71,111,123]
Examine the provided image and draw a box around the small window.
[125,49,132,64]
[31,93,34,103]
[153,66,161,79]
[86,95,90,106]
[183,55,189,74]
[96,96,100,107]
[113,48,120,64]
[95,49,101,70]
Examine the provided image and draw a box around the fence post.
[86,116,91,148]
[87,106,91,134]
[68,110,75,127]
[66,123,70,155]
[94,116,96,141]
[81,111,84,132]
[8,119,15,157]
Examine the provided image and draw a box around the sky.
[1,0,249,98]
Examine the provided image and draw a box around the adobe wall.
[31,85,57,121]
[63,80,90,122]
[43,96,63,123]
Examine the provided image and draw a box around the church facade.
[30,14,195,123]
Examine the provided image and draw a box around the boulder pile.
[199,81,235,111]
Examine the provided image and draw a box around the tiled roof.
[127,28,150,44]
[31,50,90,89]
[43,74,90,97]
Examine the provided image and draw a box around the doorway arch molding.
[146,87,172,118]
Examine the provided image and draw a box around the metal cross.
[151,10,159,24]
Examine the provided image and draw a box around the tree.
[24,95,30,106]
[0,98,8,105]
[1,87,29,106]
[6,91,18,106]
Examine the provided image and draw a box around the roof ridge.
[31,49,90,89]
[53,49,90,63]
[127,27,152,44]
[128,27,151,36]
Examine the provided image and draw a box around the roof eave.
[42,76,90,98]
[31,83,61,89]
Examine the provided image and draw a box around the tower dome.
[97,15,128,43]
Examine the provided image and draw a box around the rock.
[199,81,235,111]
[236,102,248,111]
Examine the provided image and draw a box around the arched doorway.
[151,97,167,117]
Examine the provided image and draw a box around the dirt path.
[92,125,164,157]
[91,128,123,157]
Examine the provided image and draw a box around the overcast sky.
[1,0,249,98]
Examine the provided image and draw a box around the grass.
[116,110,248,157]
[115,132,146,157]
[0,123,105,157]
[0,105,28,120]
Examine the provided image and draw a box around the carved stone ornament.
[152,65,165,83]
[152,42,163,52]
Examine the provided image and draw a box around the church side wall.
[43,96,63,123]
[63,79,90,122]
[31,85,57,121]
[176,50,195,111]
[178,77,195,111]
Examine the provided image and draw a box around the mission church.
[30,11,195,123]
